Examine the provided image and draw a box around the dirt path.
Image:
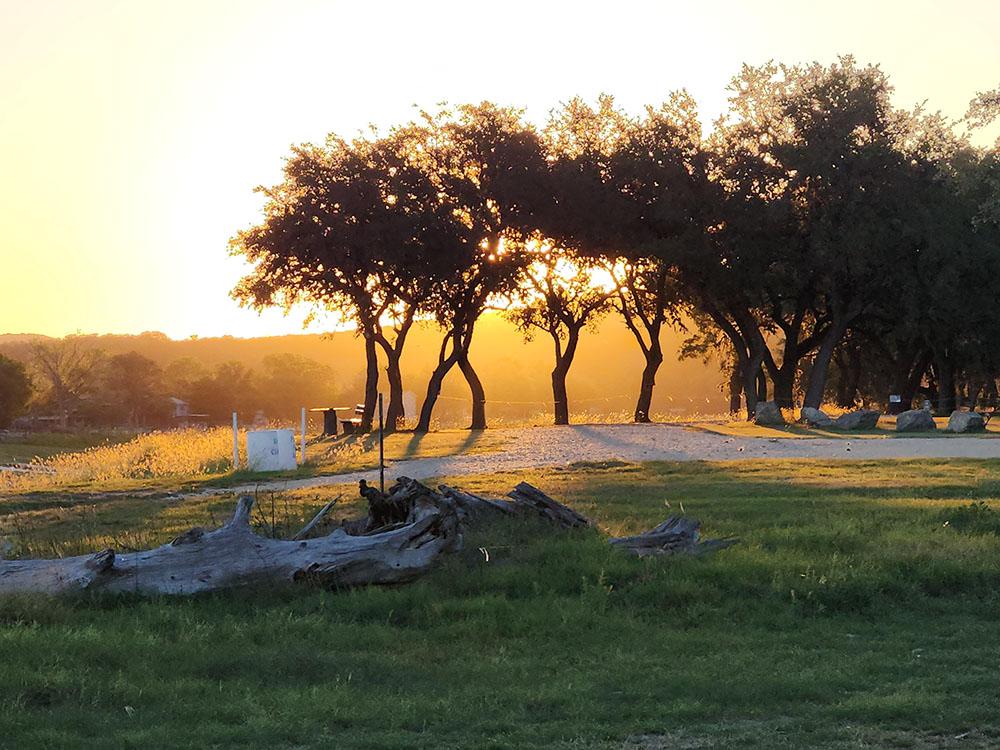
[214,424,1000,495]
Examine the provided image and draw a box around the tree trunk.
[755,368,768,403]
[743,349,765,419]
[360,332,379,432]
[550,327,581,426]
[770,362,802,409]
[727,360,742,415]
[968,380,985,411]
[834,347,861,409]
[552,362,570,425]
[769,320,802,409]
[457,352,487,430]
[899,349,931,408]
[375,314,414,433]
[700,301,752,418]
[936,354,956,416]
[803,321,847,409]
[634,341,663,423]
[771,368,795,409]
[732,312,769,420]
[383,348,404,431]
[415,343,459,434]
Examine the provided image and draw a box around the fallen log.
[0,478,734,598]
[507,482,592,528]
[610,516,738,557]
[438,484,516,521]
[0,493,460,597]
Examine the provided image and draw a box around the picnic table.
[309,406,358,436]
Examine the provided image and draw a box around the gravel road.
[216,423,1000,494]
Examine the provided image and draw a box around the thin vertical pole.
[232,411,239,471]
[300,407,307,465]
[378,392,385,495]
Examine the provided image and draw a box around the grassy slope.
[0,428,511,498]
[2,460,1000,748]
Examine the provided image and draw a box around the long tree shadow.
[399,429,488,461]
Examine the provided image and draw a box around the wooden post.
[300,407,307,465]
[378,392,385,495]
[232,412,239,471]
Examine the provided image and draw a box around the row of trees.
[232,58,1000,431]
[0,341,343,429]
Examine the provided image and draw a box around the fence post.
[232,412,239,471]
[300,407,307,465]
[378,392,384,495]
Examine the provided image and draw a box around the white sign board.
[246,429,298,472]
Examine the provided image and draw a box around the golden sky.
[1,0,998,339]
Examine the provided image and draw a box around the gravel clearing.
[219,423,1000,495]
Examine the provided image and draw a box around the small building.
[169,397,207,428]
[169,397,190,420]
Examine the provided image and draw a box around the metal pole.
[232,411,239,471]
[378,392,384,495]
[300,407,307,465]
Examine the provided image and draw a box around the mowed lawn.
[2,459,1000,748]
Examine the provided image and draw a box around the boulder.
[895,409,937,432]
[832,409,881,431]
[947,410,986,433]
[800,407,834,428]
[753,401,786,426]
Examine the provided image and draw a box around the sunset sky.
[2,0,998,340]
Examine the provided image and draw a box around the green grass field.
[2,459,1000,748]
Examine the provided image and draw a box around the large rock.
[800,407,834,428]
[896,409,937,432]
[947,410,986,433]
[753,401,786,426]
[832,409,881,431]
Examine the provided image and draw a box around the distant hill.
[0,313,727,425]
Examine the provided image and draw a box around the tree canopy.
[231,58,1000,427]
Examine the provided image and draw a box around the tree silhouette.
[407,103,545,432]
[544,94,707,421]
[507,250,612,424]
[0,355,32,428]
[231,134,432,431]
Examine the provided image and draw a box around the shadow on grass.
[401,428,488,461]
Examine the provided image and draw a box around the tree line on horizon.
[0,341,343,430]
[0,324,730,432]
[233,57,1000,433]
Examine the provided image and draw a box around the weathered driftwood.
[0,477,734,598]
[609,515,738,557]
[507,482,593,528]
[0,493,460,597]
[438,484,516,521]
[291,494,341,540]
[440,481,592,529]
